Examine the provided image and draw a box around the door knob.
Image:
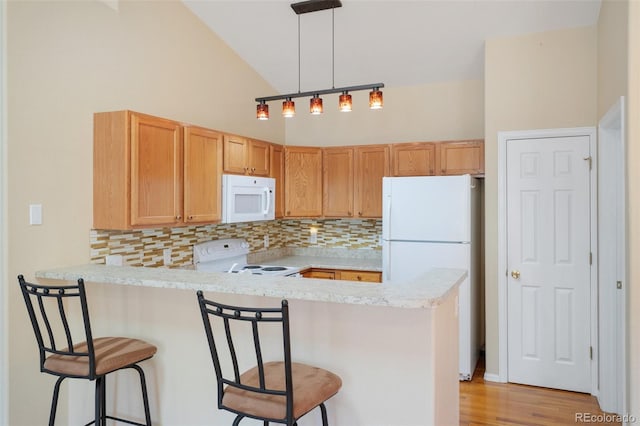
[511,270,520,279]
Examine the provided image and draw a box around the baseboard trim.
[483,372,505,383]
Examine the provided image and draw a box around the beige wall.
[598,0,629,118]
[627,0,640,419]
[483,26,598,375]
[6,1,283,424]
[285,79,484,146]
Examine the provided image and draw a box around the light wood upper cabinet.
[355,145,389,218]
[284,146,323,217]
[94,111,224,230]
[94,111,183,229]
[223,134,270,176]
[129,113,183,227]
[270,144,285,219]
[183,126,223,224]
[248,139,271,176]
[391,142,436,176]
[322,145,389,219]
[323,147,354,217]
[438,140,484,176]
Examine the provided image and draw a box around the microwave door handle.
[263,187,271,215]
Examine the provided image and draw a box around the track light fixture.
[255,0,384,120]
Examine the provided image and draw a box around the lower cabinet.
[301,268,382,283]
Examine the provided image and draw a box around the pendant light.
[310,94,324,114]
[255,0,384,119]
[282,98,295,117]
[256,100,269,120]
[339,91,352,112]
[369,87,383,110]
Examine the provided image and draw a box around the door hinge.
[584,156,592,170]
[589,252,592,265]
[590,346,593,360]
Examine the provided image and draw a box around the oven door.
[222,175,275,223]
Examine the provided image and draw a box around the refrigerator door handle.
[383,195,391,240]
[383,244,391,282]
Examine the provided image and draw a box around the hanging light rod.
[255,83,384,103]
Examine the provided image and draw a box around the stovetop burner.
[261,266,287,272]
[242,265,262,270]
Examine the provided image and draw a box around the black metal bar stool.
[18,275,157,426]
[197,290,342,426]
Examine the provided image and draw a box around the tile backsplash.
[90,219,381,267]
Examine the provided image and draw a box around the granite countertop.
[36,264,465,309]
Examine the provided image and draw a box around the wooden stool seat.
[223,361,342,420]
[44,336,157,377]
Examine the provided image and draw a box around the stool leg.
[100,376,107,426]
[49,376,66,426]
[232,414,244,426]
[319,403,328,426]
[94,377,103,426]
[131,364,152,425]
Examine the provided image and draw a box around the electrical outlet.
[264,235,269,248]
[309,230,318,244]
[106,254,123,266]
[163,248,172,266]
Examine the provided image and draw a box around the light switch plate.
[29,204,42,225]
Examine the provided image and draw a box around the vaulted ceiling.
[183,0,601,95]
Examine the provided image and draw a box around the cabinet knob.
[188,215,193,220]
[358,211,362,216]
[357,276,362,281]
[176,215,182,220]
[251,167,256,172]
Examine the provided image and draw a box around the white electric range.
[193,238,301,277]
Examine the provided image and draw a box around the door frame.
[597,97,626,414]
[495,127,598,396]
[0,0,7,421]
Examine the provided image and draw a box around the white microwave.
[222,174,275,224]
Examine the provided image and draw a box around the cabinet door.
[391,142,436,176]
[183,127,223,224]
[223,134,249,174]
[285,147,323,217]
[438,140,485,176]
[323,147,354,217]
[355,145,389,218]
[130,113,183,226]
[248,139,270,176]
[270,144,285,219]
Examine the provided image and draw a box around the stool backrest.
[18,275,96,379]
[196,290,294,421]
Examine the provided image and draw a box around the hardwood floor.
[460,360,620,425]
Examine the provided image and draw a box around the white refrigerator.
[382,175,481,380]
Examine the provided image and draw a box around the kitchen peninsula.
[36,265,464,425]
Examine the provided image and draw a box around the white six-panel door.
[507,135,592,392]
